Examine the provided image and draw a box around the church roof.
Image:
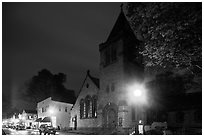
[99,7,140,51]
[105,9,137,43]
[87,70,100,88]
[77,70,99,97]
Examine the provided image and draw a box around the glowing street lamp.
[126,82,147,135]
[133,89,142,97]
[126,82,147,104]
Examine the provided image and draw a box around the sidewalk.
[58,130,97,135]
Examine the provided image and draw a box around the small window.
[59,107,61,111]
[42,107,45,113]
[119,117,123,126]
[80,99,85,119]
[106,85,109,93]
[86,83,89,88]
[65,107,68,112]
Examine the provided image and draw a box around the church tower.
[97,5,145,131]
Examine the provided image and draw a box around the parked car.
[16,125,25,130]
[2,129,6,135]
[39,124,56,135]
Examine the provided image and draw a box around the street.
[2,128,78,135]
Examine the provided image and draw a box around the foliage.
[24,69,75,103]
[126,2,202,72]
[147,71,185,99]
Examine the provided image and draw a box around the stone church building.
[69,6,201,135]
[70,8,146,134]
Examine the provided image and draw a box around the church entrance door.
[107,109,117,128]
[103,103,118,129]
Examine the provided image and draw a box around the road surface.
[2,128,78,135]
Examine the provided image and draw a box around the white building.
[37,97,73,129]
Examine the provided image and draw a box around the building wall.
[70,76,99,129]
[98,35,145,130]
[37,97,73,129]
[167,109,202,129]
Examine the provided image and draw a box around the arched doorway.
[103,103,118,129]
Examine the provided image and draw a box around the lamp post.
[126,82,147,135]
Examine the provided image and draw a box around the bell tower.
[98,6,144,129]
[99,7,144,98]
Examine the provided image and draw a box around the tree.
[126,2,201,73]
[23,69,75,104]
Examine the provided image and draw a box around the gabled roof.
[23,109,37,114]
[51,89,76,104]
[106,9,137,43]
[99,8,140,51]
[87,71,100,88]
[77,70,99,97]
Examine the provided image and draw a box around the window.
[85,95,92,118]
[80,99,85,119]
[59,106,61,112]
[119,117,123,126]
[42,107,45,113]
[92,96,97,118]
[80,95,97,119]
[88,100,92,118]
[65,107,68,112]
[83,101,86,118]
[86,83,89,88]
[103,45,117,67]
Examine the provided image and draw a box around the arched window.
[85,95,92,118]
[80,99,84,119]
[92,95,97,118]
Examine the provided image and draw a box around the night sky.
[3,2,122,110]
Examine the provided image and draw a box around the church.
[69,7,146,134]
[69,6,202,135]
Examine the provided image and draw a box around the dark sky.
[3,2,122,110]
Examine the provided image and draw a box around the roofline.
[76,70,99,98]
[51,99,74,105]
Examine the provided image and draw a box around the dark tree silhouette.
[126,3,202,73]
[23,69,76,104]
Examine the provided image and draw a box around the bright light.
[133,89,142,97]
[49,108,55,115]
[126,82,147,104]
[22,116,26,120]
